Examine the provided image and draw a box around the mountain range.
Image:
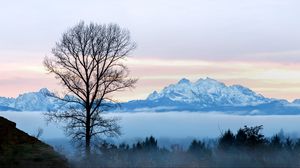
[1,77,300,115]
[0,88,64,112]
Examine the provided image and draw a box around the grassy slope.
[0,116,69,168]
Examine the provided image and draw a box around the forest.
[70,125,300,167]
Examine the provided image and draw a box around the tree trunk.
[86,108,91,157]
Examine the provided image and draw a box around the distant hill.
[1,77,300,115]
[0,116,69,168]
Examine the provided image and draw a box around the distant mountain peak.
[204,77,216,81]
[145,77,271,106]
[39,88,50,93]
[177,78,190,84]
[196,77,224,85]
[0,88,62,111]
[147,91,159,100]
[117,77,300,114]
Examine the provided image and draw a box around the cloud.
[0,0,300,62]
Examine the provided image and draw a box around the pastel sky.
[0,0,300,101]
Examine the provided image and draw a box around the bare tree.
[44,21,137,156]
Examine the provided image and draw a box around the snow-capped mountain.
[146,77,272,106]
[118,77,300,114]
[0,97,15,107]
[0,88,63,111]
[1,77,300,115]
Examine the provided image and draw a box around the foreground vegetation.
[70,125,300,168]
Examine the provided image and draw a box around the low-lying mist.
[1,111,300,140]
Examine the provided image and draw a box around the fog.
[1,112,300,140]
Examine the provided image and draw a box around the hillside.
[0,116,69,168]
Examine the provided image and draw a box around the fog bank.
[1,112,300,140]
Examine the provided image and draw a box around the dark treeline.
[71,125,300,168]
